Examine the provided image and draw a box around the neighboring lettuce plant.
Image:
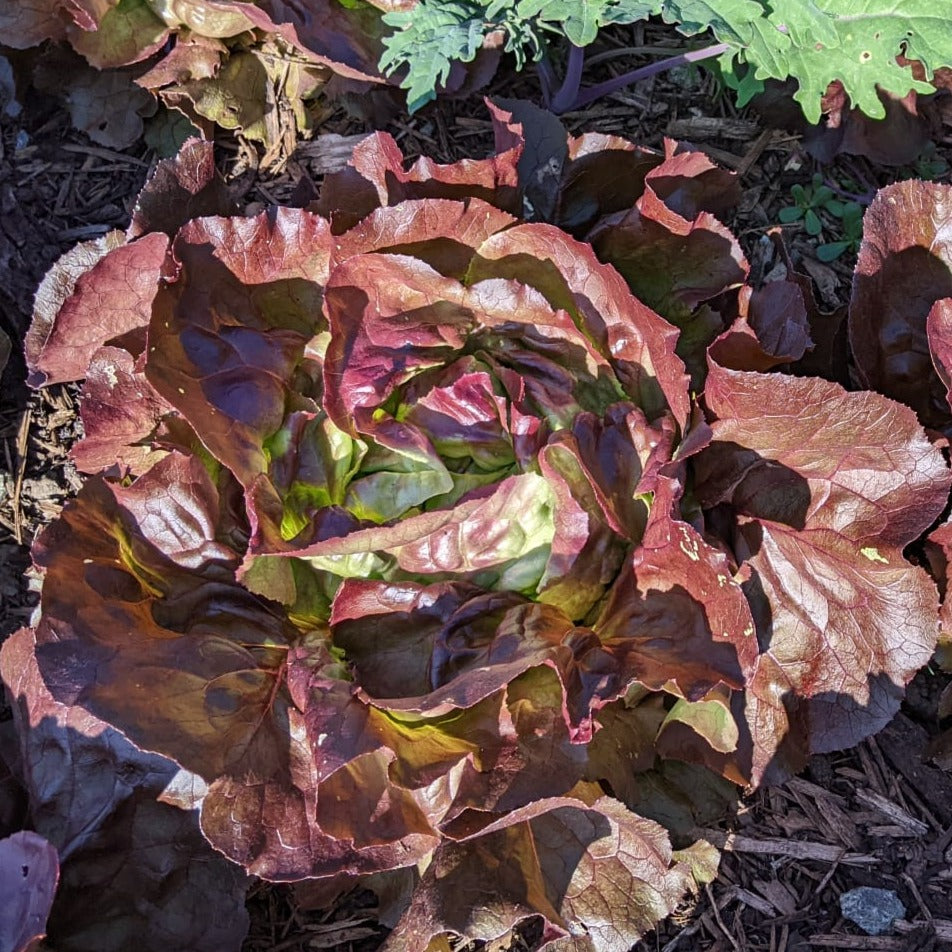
[12,113,951,949]
[846,179,952,745]
[0,0,396,154]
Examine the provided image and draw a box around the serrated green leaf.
[379,0,952,123]
[381,1,487,111]
[516,0,618,46]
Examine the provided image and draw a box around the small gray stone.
[839,887,906,935]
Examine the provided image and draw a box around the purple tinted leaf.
[927,515,952,670]
[321,250,626,440]
[927,297,952,414]
[644,142,741,222]
[490,97,570,223]
[315,130,522,231]
[467,224,690,428]
[71,346,173,476]
[591,196,746,362]
[128,138,236,239]
[595,476,758,704]
[335,197,516,278]
[26,232,167,387]
[535,437,629,619]
[555,404,676,541]
[1,628,249,952]
[331,579,480,699]
[583,695,668,801]
[0,831,58,952]
[146,210,331,486]
[556,132,663,235]
[27,454,438,882]
[708,282,812,372]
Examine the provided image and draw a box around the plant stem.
[553,41,731,114]
[549,43,586,114]
[537,53,557,105]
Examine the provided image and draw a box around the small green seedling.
[778,174,836,237]
[906,143,949,182]
[816,200,864,262]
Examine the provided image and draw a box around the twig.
[694,829,877,866]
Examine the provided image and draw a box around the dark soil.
[2,23,952,952]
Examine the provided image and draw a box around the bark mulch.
[2,25,952,952]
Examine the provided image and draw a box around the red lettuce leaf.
[27,454,439,880]
[849,181,952,434]
[708,282,812,372]
[128,137,236,239]
[314,129,523,231]
[334,197,516,278]
[489,98,662,232]
[71,346,173,476]
[465,223,690,429]
[695,363,951,780]
[146,210,331,487]
[590,197,746,384]
[594,476,758,710]
[25,230,167,387]
[0,831,58,952]
[927,297,952,416]
[926,516,952,671]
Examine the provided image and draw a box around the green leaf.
[804,208,823,236]
[381,2,487,111]
[816,240,849,261]
[825,198,846,217]
[778,206,804,223]
[659,2,951,123]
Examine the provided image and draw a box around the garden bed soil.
[2,27,952,951]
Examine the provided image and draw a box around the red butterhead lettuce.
[14,119,950,948]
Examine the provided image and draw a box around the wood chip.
[752,878,798,917]
[877,714,952,826]
[695,830,877,866]
[808,935,904,949]
[894,918,952,941]
[666,116,760,140]
[731,886,777,917]
[293,133,369,174]
[855,788,930,836]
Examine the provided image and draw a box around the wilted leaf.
[386,797,698,952]
[66,0,169,68]
[61,64,157,148]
